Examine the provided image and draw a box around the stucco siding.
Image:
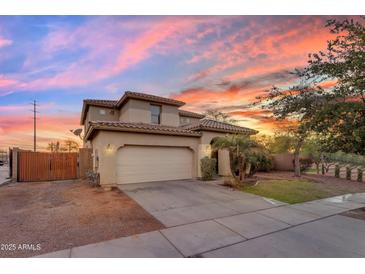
[84,106,119,132]
[119,99,150,123]
[161,104,180,127]
[179,116,200,126]
[200,131,229,145]
[119,99,180,126]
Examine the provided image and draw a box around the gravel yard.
[0,180,164,257]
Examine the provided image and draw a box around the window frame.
[150,104,162,124]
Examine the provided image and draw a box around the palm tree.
[212,134,268,184]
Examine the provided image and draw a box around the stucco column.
[97,144,118,189]
[197,144,212,177]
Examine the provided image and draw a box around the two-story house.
[80,91,257,189]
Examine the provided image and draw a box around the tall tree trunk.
[238,156,245,182]
[228,151,240,185]
[293,139,304,177]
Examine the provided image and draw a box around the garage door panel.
[117,146,193,184]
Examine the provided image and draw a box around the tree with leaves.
[47,141,61,152]
[63,139,80,152]
[256,17,365,175]
[256,81,329,176]
[203,109,237,124]
[302,17,365,154]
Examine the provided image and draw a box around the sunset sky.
[0,16,346,151]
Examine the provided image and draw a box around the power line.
[31,100,39,152]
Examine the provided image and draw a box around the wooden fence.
[18,151,78,182]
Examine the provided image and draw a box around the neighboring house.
[81,91,257,188]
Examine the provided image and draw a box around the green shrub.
[251,152,273,172]
[200,156,217,181]
[358,168,363,182]
[346,166,351,180]
[335,165,340,178]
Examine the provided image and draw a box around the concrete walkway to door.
[37,180,365,258]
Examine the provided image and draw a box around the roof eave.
[85,125,202,140]
[179,113,205,119]
[116,92,185,108]
[190,126,258,135]
[80,102,89,125]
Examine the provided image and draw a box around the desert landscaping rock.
[0,180,164,257]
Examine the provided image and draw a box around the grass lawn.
[242,179,335,204]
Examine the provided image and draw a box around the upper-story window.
[180,117,191,125]
[99,109,106,115]
[150,104,161,124]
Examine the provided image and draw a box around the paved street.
[36,181,365,258]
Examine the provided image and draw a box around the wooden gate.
[18,151,78,182]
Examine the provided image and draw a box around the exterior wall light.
[105,144,114,154]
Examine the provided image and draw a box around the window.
[180,117,191,125]
[99,109,106,115]
[150,104,161,124]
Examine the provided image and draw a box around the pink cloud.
[22,16,235,91]
[0,75,18,88]
[0,37,12,48]
[0,102,56,113]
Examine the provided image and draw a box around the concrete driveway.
[37,180,365,258]
[118,179,285,227]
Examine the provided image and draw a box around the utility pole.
[33,100,37,152]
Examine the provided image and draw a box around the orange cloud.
[228,109,272,118]
[187,17,336,84]
[0,114,81,151]
[319,79,337,89]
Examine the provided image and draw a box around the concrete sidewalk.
[36,192,365,258]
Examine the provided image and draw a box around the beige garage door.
[116,146,193,184]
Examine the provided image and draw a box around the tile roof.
[178,109,205,119]
[183,119,258,135]
[83,99,117,107]
[116,91,185,107]
[85,121,202,140]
